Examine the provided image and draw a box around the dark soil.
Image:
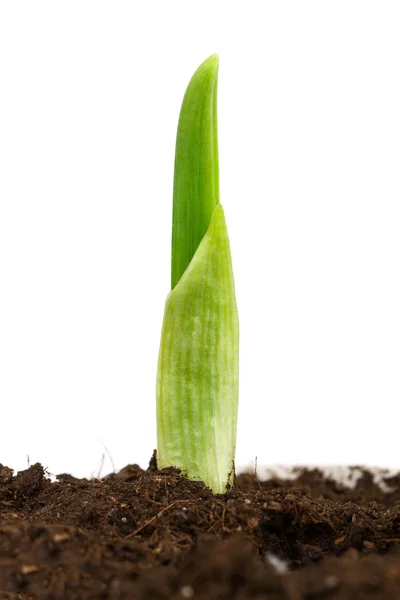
[1,456,400,599]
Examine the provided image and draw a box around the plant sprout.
[156,54,239,494]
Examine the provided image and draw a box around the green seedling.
[156,55,239,494]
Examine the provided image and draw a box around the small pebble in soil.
[264,552,289,574]
[180,585,194,598]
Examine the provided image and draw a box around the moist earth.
[0,457,399,599]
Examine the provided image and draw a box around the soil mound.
[0,459,399,598]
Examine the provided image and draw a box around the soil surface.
[0,456,399,599]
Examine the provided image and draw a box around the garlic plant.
[156,55,239,494]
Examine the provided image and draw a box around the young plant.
[156,55,239,494]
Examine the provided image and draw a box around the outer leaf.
[171,54,219,290]
[157,204,239,494]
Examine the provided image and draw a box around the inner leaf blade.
[171,54,219,290]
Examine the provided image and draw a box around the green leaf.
[157,204,239,494]
[171,54,219,290]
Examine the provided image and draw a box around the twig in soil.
[126,500,191,538]
[96,453,105,479]
[95,441,116,478]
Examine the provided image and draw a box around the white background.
[1,2,399,479]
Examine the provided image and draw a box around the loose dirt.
[0,456,399,598]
